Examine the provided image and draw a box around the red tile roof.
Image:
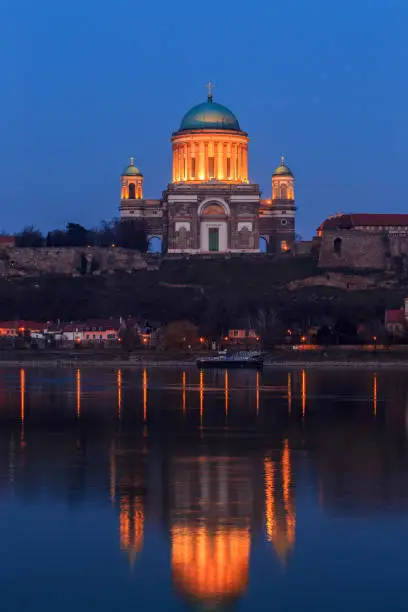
[319,214,408,231]
[0,321,44,331]
[385,309,406,325]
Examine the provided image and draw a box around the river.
[0,366,407,611]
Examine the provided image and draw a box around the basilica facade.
[120,89,296,254]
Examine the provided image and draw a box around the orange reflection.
[301,370,306,418]
[171,525,250,605]
[287,373,292,415]
[117,369,122,419]
[76,369,81,418]
[256,370,260,416]
[143,369,147,422]
[373,373,377,416]
[225,370,229,418]
[20,368,25,425]
[199,370,204,426]
[120,494,144,566]
[182,371,186,415]
[264,440,296,564]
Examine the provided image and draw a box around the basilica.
[120,87,296,254]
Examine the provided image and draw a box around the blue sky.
[1,0,407,239]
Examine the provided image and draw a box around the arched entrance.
[199,201,229,253]
[148,236,163,254]
[259,236,268,253]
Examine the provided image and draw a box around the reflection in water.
[200,370,204,426]
[256,370,260,416]
[76,369,81,418]
[373,373,377,416]
[225,371,229,418]
[117,369,122,418]
[264,440,295,564]
[287,372,292,415]
[301,369,306,418]
[3,367,408,610]
[143,368,148,422]
[182,371,186,415]
[171,526,250,607]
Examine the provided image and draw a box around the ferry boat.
[197,350,264,369]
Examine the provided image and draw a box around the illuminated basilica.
[120,85,296,254]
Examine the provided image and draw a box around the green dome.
[273,156,293,177]
[122,157,143,177]
[179,96,241,132]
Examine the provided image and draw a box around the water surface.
[0,366,407,611]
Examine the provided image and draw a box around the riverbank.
[0,348,406,368]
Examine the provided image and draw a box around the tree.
[119,321,141,352]
[252,307,284,348]
[65,223,88,247]
[15,226,44,247]
[117,219,148,252]
[164,320,199,350]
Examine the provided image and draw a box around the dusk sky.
[1,0,408,239]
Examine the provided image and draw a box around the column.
[172,145,176,182]
[204,142,209,181]
[223,143,228,179]
[237,144,242,181]
[187,142,191,181]
[199,141,205,180]
[244,145,248,181]
[231,143,237,181]
[214,142,219,179]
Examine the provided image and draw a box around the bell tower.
[121,157,144,200]
[269,156,296,253]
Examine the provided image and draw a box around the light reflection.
[225,370,229,418]
[199,370,204,426]
[264,440,296,564]
[182,371,186,415]
[143,369,148,422]
[287,372,292,415]
[76,369,81,418]
[171,525,250,605]
[301,369,306,418]
[117,369,122,419]
[373,373,377,416]
[120,494,144,566]
[256,370,260,416]
[20,368,26,446]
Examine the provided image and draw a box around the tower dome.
[122,157,143,177]
[179,100,241,132]
[273,156,293,177]
[171,85,249,184]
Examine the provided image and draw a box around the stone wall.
[318,231,387,269]
[0,247,148,277]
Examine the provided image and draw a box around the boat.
[197,350,264,369]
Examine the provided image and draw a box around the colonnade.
[172,138,248,183]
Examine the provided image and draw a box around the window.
[334,237,342,256]
[281,218,288,226]
[128,183,136,199]
[280,184,288,199]
[227,157,231,178]
[202,204,225,216]
[208,157,214,178]
[191,157,196,179]
[281,240,289,252]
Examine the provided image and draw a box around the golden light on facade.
[171,131,249,185]
[120,494,144,566]
[143,368,148,422]
[171,525,250,604]
[76,369,81,418]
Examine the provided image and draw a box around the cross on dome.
[206,81,214,102]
